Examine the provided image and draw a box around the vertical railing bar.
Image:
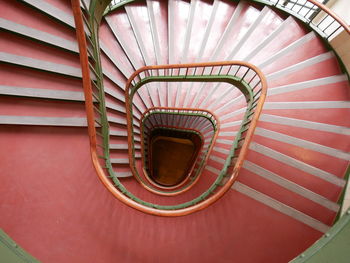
[248,73,257,85]
[322,19,335,33]
[305,3,316,19]
[296,0,306,14]
[209,66,214,75]
[241,68,250,81]
[226,65,232,75]
[252,80,261,90]
[218,66,223,75]
[234,66,241,76]
[316,13,329,27]
[327,24,342,39]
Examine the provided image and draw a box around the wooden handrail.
[73,0,267,216]
[123,62,267,215]
[300,0,350,35]
[72,0,350,217]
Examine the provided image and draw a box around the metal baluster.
[316,13,328,27]
[226,65,233,75]
[305,3,317,20]
[241,68,250,81]
[322,19,335,33]
[327,24,342,39]
[296,0,307,14]
[218,65,224,75]
[209,66,214,75]
[234,66,242,76]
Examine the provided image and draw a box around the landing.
[150,136,196,186]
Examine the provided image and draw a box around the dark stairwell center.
[148,128,202,187]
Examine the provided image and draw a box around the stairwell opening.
[140,107,217,190]
[148,128,202,187]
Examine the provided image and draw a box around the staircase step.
[105,11,144,69]
[0,52,82,78]
[21,0,75,28]
[249,142,345,188]
[260,113,350,136]
[110,154,141,164]
[0,115,87,126]
[0,86,85,101]
[242,160,340,212]
[232,182,330,233]
[254,127,350,161]
[0,18,78,53]
[109,144,140,150]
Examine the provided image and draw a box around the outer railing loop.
[122,62,266,215]
[74,0,269,216]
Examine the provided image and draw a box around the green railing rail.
[82,0,349,219]
[0,229,40,263]
[77,0,111,169]
[119,61,266,214]
[75,3,268,214]
[290,208,350,263]
[140,108,218,193]
[76,0,268,216]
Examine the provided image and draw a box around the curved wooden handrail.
[73,0,268,216]
[123,62,267,215]
[125,64,257,196]
[297,0,350,35]
[73,0,267,216]
[100,0,350,217]
[71,0,350,217]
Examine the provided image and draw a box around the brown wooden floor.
[151,136,196,186]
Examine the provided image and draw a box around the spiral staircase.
[1,0,350,262]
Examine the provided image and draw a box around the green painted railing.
[121,62,265,211]
[77,0,267,216]
[78,0,111,170]
[290,208,350,263]
[99,0,350,215]
[0,229,40,263]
